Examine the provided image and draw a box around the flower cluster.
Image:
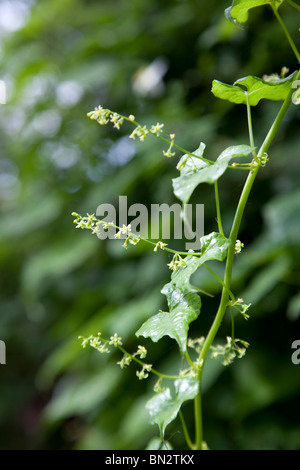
[167,253,186,271]
[79,332,152,380]
[117,345,148,369]
[79,333,111,354]
[114,223,140,248]
[72,212,102,235]
[229,297,251,320]
[87,105,177,159]
[163,133,176,158]
[150,122,164,136]
[129,124,149,141]
[153,377,165,393]
[210,337,250,366]
[187,336,206,355]
[136,363,152,380]
[72,213,141,248]
[153,241,168,252]
[129,122,164,142]
[87,106,124,129]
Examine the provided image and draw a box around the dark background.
[0,0,300,450]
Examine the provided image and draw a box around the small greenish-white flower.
[121,224,132,235]
[135,345,147,359]
[262,73,281,82]
[153,241,168,252]
[176,156,189,170]
[129,235,140,246]
[230,297,251,320]
[281,66,289,78]
[235,240,244,254]
[167,258,177,270]
[150,122,164,136]
[78,335,92,348]
[167,253,186,270]
[122,237,130,249]
[179,367,194,378]
[87,106,111,125]
[136,364,152,380]
[130,125,149,141]
[211,336,249,366]
[90,337,102,349]
[153,378,165,393]
[128,114,135,122]
[117,354,132,369]
[98,344,110,354]
[87,105,104,120]
[115,224,130,239]
[163,133,176,158]
[109,333,123,347]
[110,112,124,129]
[187,336,205,354]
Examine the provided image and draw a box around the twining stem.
[230,305,235,342]
[214,181,224,236]
[179,410,195,449]
[271,6,300,63]
[246,93,259,164]
[203,262,235,302]
[193,379,203,449]
[286,0,300,12]
[193,71,300,450]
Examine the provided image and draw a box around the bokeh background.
[0,0,300,450]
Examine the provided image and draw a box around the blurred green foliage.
[0,0,300,450]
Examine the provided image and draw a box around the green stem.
[214,182,224,236]
[230,305,235,342]
[193,378,203,450]
[122,115,214,165]
[246,93,259,164]
[117,345,182,380]
[203,262,235,302]
[286,0,300,12]
[158,135,214,165]
[195,75,298,446]
[185,348,197,369]
[272,6,300,63]
[179,410,195,449]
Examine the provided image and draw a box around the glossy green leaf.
[199,231,231,263]
[171,255,201,292]
[228,0,284,24]
[212,73,295,106]
[146,378,200,437]
[173,144,252,204]
[136,233,230,353]
[136,284,200,354]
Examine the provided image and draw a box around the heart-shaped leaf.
[146,378,200,438]
[136,233,230,353]
[173,144,252,204]
[212,72,295,106]
[227,0,284,24]
[136,284,201,354]
[198,232,231,264]
[170,255,201,292]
